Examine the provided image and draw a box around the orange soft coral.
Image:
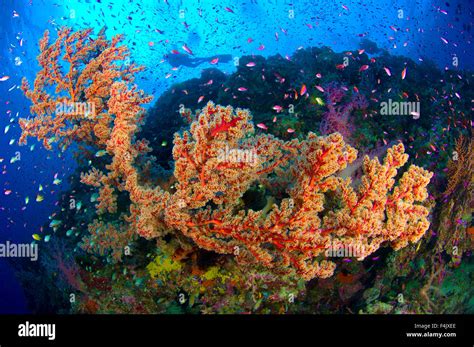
[21,28,434,280]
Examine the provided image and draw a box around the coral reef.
[14,26,474,315]
[19,28,433,282]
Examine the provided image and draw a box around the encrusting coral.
[20,28,434,280]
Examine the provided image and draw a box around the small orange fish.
[300,84,307,96]
[401,67,407,80]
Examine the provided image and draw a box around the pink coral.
[320,83,368,140]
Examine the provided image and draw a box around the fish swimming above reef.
[164,53,233,68]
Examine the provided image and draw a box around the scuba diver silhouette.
[164,53,233,68]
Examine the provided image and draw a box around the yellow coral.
[146,254,182,281]
[202,266,232,283]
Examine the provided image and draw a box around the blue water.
[0,0,472,313]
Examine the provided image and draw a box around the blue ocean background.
[0,0,472,313]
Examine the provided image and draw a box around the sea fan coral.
[19,27,144,150]
[443,133,473,198]
[20,28,433,280]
